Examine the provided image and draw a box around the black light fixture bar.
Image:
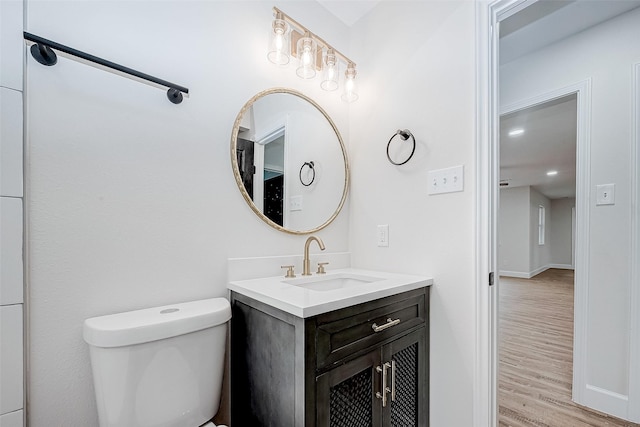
[23,32,189,104]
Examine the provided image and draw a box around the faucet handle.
[316,262,329,274]
[281,265,296,278]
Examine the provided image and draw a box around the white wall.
[550,197,575,267]
[349,2,476,426]
[499,186,556,278]
[25,1,351,425]
[501,6,640,414]
[1,0,25,425]
[529,187,551,275]
[499,186,530,275]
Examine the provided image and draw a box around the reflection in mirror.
[231,88,349,234]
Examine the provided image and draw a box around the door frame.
[476,1,640,425]
[475,2,536,424]
[630,61,640,422]
[475,1,589,424]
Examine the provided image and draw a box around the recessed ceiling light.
[547,170,558,176]
[508,128,525,137]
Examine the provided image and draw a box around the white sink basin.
[283,273,384,292]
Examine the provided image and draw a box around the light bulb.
[341,63,358,102]
[296,32,317,79]
[267,15,290,65]
[274,33,284,50]
[302,50,312,65]
[321,49,339,91]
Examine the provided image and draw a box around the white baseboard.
[529,265,549,278]
[498,270,530,278]
[580,385,631,422]
[549,263,574,270]
[504,265,548,279]
[500,264,574,279]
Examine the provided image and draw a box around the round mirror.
[230,88,349,234]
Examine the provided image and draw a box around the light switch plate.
[596,184,615,206]
[290,195,303,211]
[428,165,464,195]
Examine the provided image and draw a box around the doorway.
[498,95,577,279]
[498,95,583,424]
[476,1,640,425]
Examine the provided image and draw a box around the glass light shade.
[267,17,290,65]
[341,64,359,103]
[296,33,317,79]
[320,49,339,91]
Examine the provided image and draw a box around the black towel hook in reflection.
[386,129,416,166]
[299,161,316,186]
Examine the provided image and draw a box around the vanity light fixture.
[546,170,558,176]
[269,7,359,103]
[508,128,525,137]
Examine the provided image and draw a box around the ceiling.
[500,95,577,199]
[499,0,640,200]
[316,0,381,26]
[500,0,640,64]
[317,0,640,31]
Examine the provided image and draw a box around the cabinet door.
[316,349,383,427]
[383,329,428,427]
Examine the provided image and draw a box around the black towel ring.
[299,161,315,186]
[386,129,416,166]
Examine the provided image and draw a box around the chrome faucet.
[303,236,325,276]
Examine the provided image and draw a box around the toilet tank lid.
[83,298,231,348]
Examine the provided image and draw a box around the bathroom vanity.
[229,269,432,426]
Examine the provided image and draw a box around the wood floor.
[498,269,640,427]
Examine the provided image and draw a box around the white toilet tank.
[83,298,231,427]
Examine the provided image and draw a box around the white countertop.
[227,268,433,318]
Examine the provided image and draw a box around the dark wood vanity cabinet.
[230,287,429,427]
[316,328,427,426]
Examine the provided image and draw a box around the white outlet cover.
[377,224,389,247]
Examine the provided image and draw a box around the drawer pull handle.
[372,318,401,333]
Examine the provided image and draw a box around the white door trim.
[475,2,545,425]
[572,207,576,269]
[474,2,494,426]
[628,62,640,422]
[474,1,530,425]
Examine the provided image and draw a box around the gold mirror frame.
[230,88,350,235]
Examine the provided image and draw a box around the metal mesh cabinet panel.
[329,368,374,427]
[390,343,419,426]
